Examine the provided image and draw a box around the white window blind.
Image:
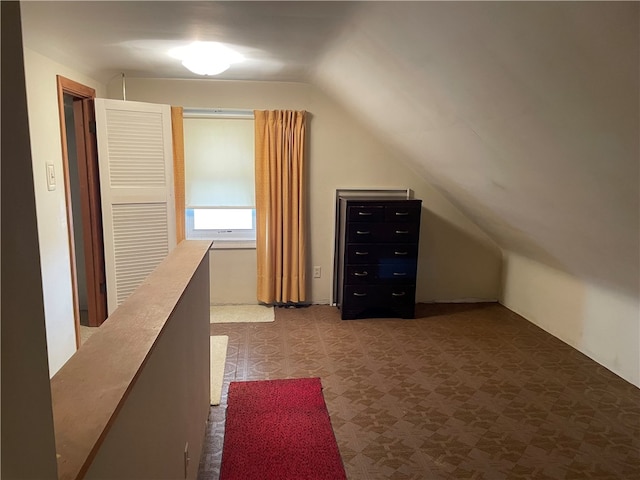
[184,117,255,208]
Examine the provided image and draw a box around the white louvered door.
[95,99,176,314]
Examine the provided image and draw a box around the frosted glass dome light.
[169,42,244,76]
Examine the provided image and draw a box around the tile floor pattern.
[198,303,640,479]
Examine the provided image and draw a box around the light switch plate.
[46,163,56,191]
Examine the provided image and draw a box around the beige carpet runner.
[210,304,274,324]
[210,335,228,406]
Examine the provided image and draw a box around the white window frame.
[183,108,256,249]
[185,207,256,249]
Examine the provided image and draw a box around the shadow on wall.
[417,208,503,302]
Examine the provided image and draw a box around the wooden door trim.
[58,75,95,98]
[56,75,104,348]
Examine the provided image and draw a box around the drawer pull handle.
[395,230,409,234]
[354,271,369,277]
[355,251,369,256]
[358,212,373,216]
[356,230,371,235]
[395,212,409,216]
[392,292,406,297]
[353,292,368,297]
[393,272,407,276]
[394,251,408,256]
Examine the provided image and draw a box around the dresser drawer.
[346,244,418,264]
[347,205,384,222]
[345,264,417,284]
[385,204,421,223]
[347,222,420,243]
[378,263,417,282]
[345,265,378,284]
[344,285,416,307]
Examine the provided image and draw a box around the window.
[185,207,255,242]
[183,111,255,247]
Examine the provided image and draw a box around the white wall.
[23,47,106,375]
[502,252,640,387]
[109,78,502,305]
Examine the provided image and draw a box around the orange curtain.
[254,110,307,304]
[170,106,185,244]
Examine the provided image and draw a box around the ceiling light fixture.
[169,42,244,76]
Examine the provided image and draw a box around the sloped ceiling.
[315,1,639,297]
[20,1,639,296]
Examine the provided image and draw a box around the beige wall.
[109,78,502,305]
[502,252,640,387]
[23,47,106,375]
[209,248,258,305]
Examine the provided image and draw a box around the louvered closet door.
[95,99,176,314]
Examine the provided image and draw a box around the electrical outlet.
[313,266,321,278]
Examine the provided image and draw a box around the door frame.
[56,75,107,346]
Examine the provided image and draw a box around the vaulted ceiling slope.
[315,1,639,297]
[20,1,639,296]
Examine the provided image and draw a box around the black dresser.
[336,197,422,320]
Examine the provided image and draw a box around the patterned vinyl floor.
[198,303,640,480]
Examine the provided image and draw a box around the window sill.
[210,240,256,250]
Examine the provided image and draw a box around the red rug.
[219,377,347,480]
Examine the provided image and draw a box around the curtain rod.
[183,107,254,119]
